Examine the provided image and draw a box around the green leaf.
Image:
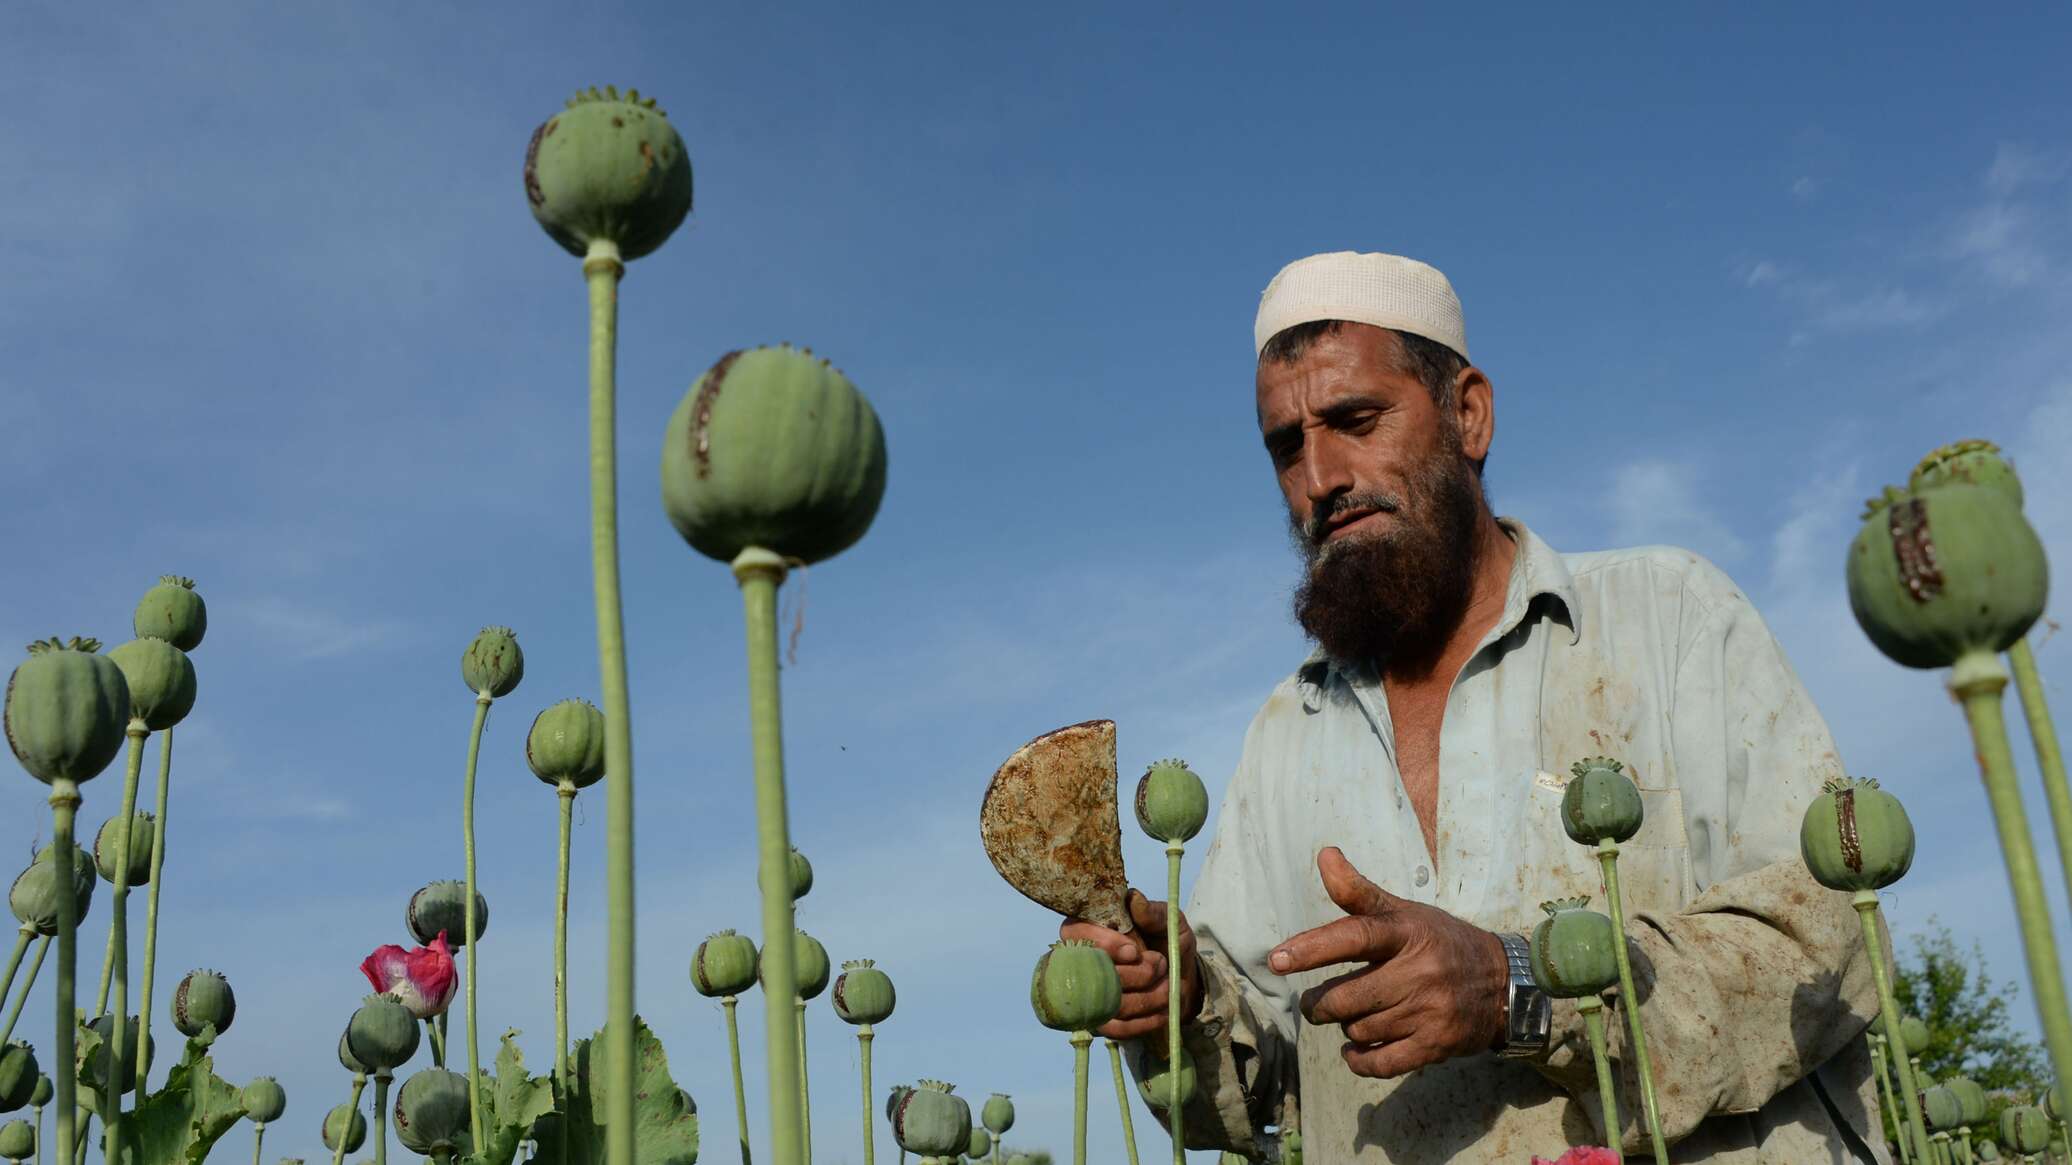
[528,1017,698,1165]
[463,1030,556,1165]
[115,1049,248,1165]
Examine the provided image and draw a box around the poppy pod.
[1029,940,1122,1033]
[1528,897,1620,999]
[832,958,896,1025]
[1561,757,1642,846]
[524,87,693,262]
[691,930,759,998]
[1845,483,2047,670]
[891,1081,971,1158]
[133,576,206,651]
[1800,777,1915,892]
[4,638,129,786]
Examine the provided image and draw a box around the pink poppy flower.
[1531,1149,1619,1165]
[360,930,458,1018]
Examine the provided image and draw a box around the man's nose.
[1303,436,1356,508]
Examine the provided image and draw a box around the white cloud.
[236,595,410,660]
[1605,458,1748,564]
[1985,143,2066,196]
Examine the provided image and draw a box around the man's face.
[1255,323,1488,668]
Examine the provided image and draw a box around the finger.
[1317,846,1403,917]
[1341,1006,1420,1047]
[1270,913,1407,976]
[1114,979,1172,1021]
[1115,952,1167,992]
[1341,1036,1438,1080]
[1098,1013,1171,1041]
[1059,919,1141,965]
[1127,889,1182,939]
[1297,965,1389,1026]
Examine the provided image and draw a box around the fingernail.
[1270,950,1290,972]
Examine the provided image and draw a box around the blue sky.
[4,3,2071,1162]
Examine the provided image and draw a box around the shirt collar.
[1295,517,1581,705]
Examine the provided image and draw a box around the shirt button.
[1414,865,1430,887]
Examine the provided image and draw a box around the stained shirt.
[1140,520,1888,1164]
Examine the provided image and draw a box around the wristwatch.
[1495,932,1551,1058]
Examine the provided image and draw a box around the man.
[1062,252,1885,1163]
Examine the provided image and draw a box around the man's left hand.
[1269,846,1510,1079]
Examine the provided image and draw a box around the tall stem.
[858,1027,874,1165]
[555,787,576,1090]
[1106,1040,1140,1165]
[332,1075,367,1165]
[49,780,79,1165]
[372,1072,391,1165]
[1595,843,1670,1164]
[1952,652,2072,1098]
[1856,893,1933,1162]
[1165,844,1183,1165]
[1070,1031,1092,1165]
[734,547,803,1165]
[1869,1034,1911,1165]
[1579,998,1622,1162]
[582,235,639,1165]
[426,1018,446,1068]
[136,727,174,1087]
[796,998,813,1165]
[2010,639,2072,908]
[0,934,49,1044]
[104,726,147,1159]
[724,997,751,1165]
[0,931,28,1013]
[460,692,490,1152]
[33,1102,41,1165]
[251,1122,265,1165]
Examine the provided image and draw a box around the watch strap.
[1496,932,1551,1058]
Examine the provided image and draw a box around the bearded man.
[1063,252,1887,1163]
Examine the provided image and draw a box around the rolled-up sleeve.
[1531,580,1881,1148]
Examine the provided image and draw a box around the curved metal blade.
[980,718,1133,931]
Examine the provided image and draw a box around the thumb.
[1127,888,1166,934]
[1317,846,1394,916]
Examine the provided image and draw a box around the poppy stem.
[372,1071,392,1165]
[332,1075,366,1165]
[0,933,47,1044]
[1595,842,1670,1164]
[857,1026,874,1165]
[135,726,174,1087]
[104,725,147,1160]
[1070,1031,1091,1165]
[1107,1040,1140,1165]
[1578,997,1622,1163]
[724,996,751,1165]
[47,780,79,1165]
[461,692,491,1152]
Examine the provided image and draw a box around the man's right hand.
[1060,888,1204,1041]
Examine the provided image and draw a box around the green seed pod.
[524,86,692,262]
[885,1084,913,1124]
[241,1077,287,1124]
[966,1128,992,1161]
[1924,1086,1964,1132]
[460,627,523,700]
[832,958,896,1025]
[26,1077,48,1109]
[759,929,831,1000]
[1949,1076,1987,1125]
[1135,1044,1197,1111]
[525,699,606,791]
[82,1016,149,1095]
[1912,440,2023,507]
[0,1119,32,1161]
[891,1080,972,1158]
[660,345,889,566]
[107,637,196,732]
[133,575,207,651]
[691,930,759,998]
[323,1102,368,1153]
[981,1094,1014,1135]
[1135,758,1208,845]
[346,995,421,1071]
[8,845,95,936]
[2002,1106,2052,1154]
[1527,896,1620,998]
[393,1068,472,1156]
[407,880,487,948]
[1846,483,2048,670]
[1977,1137,2002,1161]
[2047,1078,2064,1121]
[93,812,156,886]
[1800,776,1915,892]
[1900,1015,1931,1057]
[173,969,236,1039]
[784,848,814,901]
[4,638,129,786]
[1561,757,1643,845]
[0,1043,36,1111]
[338,1031,370,1076]
[1028,939,1122,1033]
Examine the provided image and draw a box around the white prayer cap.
[1253,251,1469,362]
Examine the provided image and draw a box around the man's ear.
[1455,365,1494,464]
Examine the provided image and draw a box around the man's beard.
[1290,443,1486,673]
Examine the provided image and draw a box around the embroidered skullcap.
[1253,251,1469,361]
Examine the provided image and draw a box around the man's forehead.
[1255,324,1413,415]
